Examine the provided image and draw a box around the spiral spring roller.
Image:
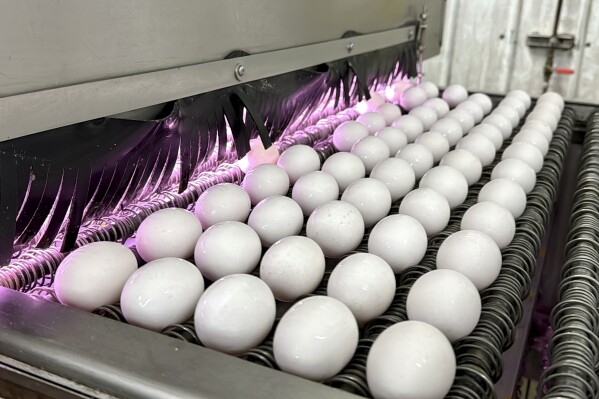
[539,111,599,399]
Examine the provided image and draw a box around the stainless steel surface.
[0,287,359,399]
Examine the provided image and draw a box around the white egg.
[422,97,450,118]
[121,257,204,331]
[194,221,262,281]
[468,93,493,115]
[456,100,484,123]
[468,123,503,151]
[260,236,325,301]
[408,106,438,131]
[420,165,469,209]
[522,120,553,142]
[238,138,280,173]
[482,113,513,140]
[500,96,527,118]
[292,171,339,216]
[375,103,402,125]
[306,200,365,258]
[415,131,450,163]
[407,269,481,342]
[399,187,451,236]
[274,296,358,381]
[501,142,544,173]
[537,91,564,111]
[55,242,138,312]
[437,230,502,290]
[461,201,516,249]
[333,121,370,152]
[327,253,396,326]
[375,127,408,154]
[241,164,290,206]
[391,115,424,143]
[440,149,483,186]
[492,105,520,128]
[367,321,456,399]
[492,158,537,194]
[247,196,303,247]
[321,152,366,192]
[351,136,391,175]
[513,129,550,156]
[195,183,252,228]
[429,118,464,147]
[455,133,496,167]
[341,178,392,228]
[419,81,440,98]
[535,101,562,119]
[442,84,468,108]
[194,274,275,355]
[136,208,202,262]
[370,157,416,201]
[507,89,532,109]
[356,112,388,134]
[446,108,475,133]
[277,144,321,185]
[368,215,428,273]
[478,178,527,218]
[395,143,435,180]
[400,87,428,111]
[526,109,558,131]
[369,92,387,108]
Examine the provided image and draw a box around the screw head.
[234,64,245,80]
[347,42,354,53]
[408,29,415,40]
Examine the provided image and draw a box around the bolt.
[347,42,354,53]
[408,29,415,40]
[234,64,245,80]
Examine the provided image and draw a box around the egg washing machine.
[1,1,599,398]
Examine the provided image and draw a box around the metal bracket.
[526,33,575,50]
[415,5,429,84]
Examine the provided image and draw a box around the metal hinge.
[526,33,575,50]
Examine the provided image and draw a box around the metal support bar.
[526,33,575,50]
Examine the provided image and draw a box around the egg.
[374,127,408,154]
[513,129,550,156]
[351,136,391,174]
[341,178,392,228]
[333,121,370,152]
[468,93,493,115]
[120,257,204,331]
[395,143,435,180]
[291,171,339,216]
[422,97,450,118]
[468,123,503,151]
[446,108,475,133]
[136,208,202,262]
[419,81,440,98]
[455,134,496,166]
[327,253,396,325]
[420,165,469,209]
[478,178,527,218]
[247,196,303,247]
[492,105,520,128]
[442,84,468,108]
[461,201,516,249]
[537,91,565,111]
[415,131,450,163]
[194,274,276,355]
[306,200,365,258]
[522,120,553,142]
[482,113,513,140]
[241,164,290,206]
[375,103,402,125]
[499,96,527,118]
[277,144,321,185]
[456,100,484,123]
[437,230,502,290]
[491,158,537,194]
[439,149,483,186]
[400,87,428,111]
[507,89,532,109]
[408,106,438,130]
[238,138,280,173]
[54,242,138,312]
[367,321,456,399]
[356,112,388,134]
[273,296,359,381]
[399,188,451,236]
[194,221,262,281]
[429,118,464,147]
[526,109,558,131]
[407,269,481,342]
[260,236,325,302]
[501,142,544,173]
[391,115,424,143]
[321,152,366,192]
[370,157,416,201]
[535,101,562,119]
[193,183,249,230]
[369,215,428,273]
